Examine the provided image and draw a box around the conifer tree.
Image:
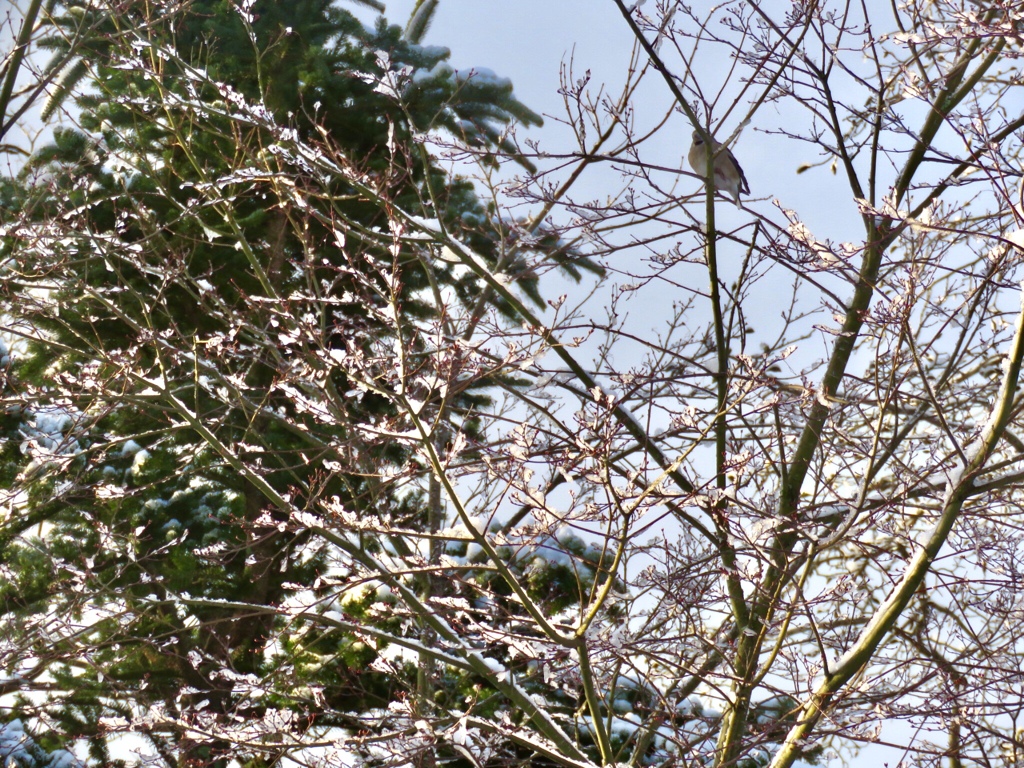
[0,1,599,765]
[4,2,975,767]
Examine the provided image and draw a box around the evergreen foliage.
[0,2,843,767]
[0,720,81,768]
[1,0,599,765]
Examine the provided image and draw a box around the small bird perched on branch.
[687,130,750,205]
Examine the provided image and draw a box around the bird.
[687,130,750,205]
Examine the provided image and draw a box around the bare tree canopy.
[2,1,1024,768]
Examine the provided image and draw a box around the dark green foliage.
[0,1,600,766]
[0,719,81,768]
